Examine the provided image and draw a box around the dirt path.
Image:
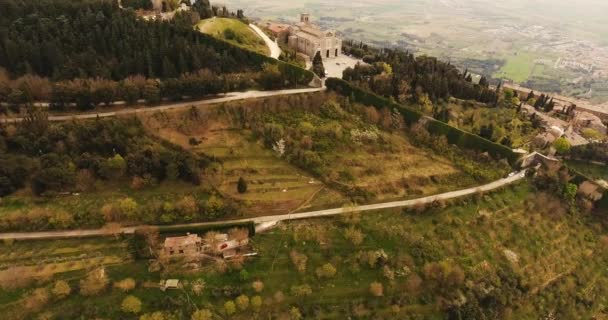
[249,24,281,59]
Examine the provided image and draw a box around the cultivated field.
[139,103,345,215]
[446,98,540,148]
[4,182,606,319]
[140,93,493,213]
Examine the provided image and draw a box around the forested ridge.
[0,0,312,111]
[0,0,262,80]
[342,40,499,105]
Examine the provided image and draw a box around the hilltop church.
[288,14,342,60]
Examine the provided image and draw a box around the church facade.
[288,14,342,60]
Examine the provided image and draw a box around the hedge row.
[326,78,520,165]
[153,221,256,237]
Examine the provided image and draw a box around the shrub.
[51,280,71,299]
[290,284,312,297]
[24,288,50,311]
[235,294,249,311]
[79,268,109,296]
[224,300,236,315]
[252,280,264,293]
[191,309,213,320]
[251,295,262,312]
[290,307,302,320]
[114,278,136,292]
[118,197,138,219]
[289,250,308,273]
[121,295,142,314]
[176,196,198,217]
[239,269,250,281]
[344,226,364,246]
[236,177,247,193]
[273,291,285,304]
[369,281,383,296]
[553,137,571,154]
[315,263,337,279]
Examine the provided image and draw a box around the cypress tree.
[312,51,325,78]
[162,57,178,78]
[237,177,247,194]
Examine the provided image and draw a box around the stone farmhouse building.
[288,14,342,60]
[163,233,203,256]
[162,232,250,258]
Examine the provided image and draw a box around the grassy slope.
[138,103,346,215]
[565,159,608,181]
[196,17,270,56]
[139,93,490,214]
[447,99,540,148]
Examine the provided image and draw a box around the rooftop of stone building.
[163,233,201,248]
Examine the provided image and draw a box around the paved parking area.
[324,55,363,78]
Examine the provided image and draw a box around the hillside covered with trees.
[1,0,255,79]
[342,40,498,106]
[0,0,312,111]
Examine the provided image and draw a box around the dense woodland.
[568,143,608,163]
[0,112,206,196]
[0,0,312,109]
[342,40,499,106]
[0,0,249,79]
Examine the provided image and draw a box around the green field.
[196,17,269,55]
[566,159,608,181]
[493,52,535,83]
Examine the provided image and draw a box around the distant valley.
[222,0,608,105]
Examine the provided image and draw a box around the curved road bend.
[0,87,324,123]
[0,171,526,240]
[249,24,281,59]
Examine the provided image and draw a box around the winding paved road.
[249,24,281,59]
[0,87,323,123]
[0,171,526,240]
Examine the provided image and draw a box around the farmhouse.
[263,21,291,38]
[288,14,342,60]
[163,233,203,256]
[573,112,608,135]
[162,231,251,258]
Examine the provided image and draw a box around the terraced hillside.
[140,92,506,215]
